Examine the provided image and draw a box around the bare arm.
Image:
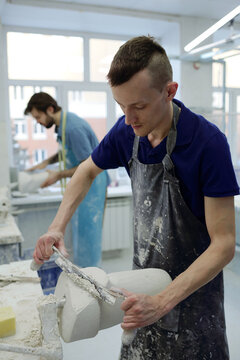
[121,196,236,330]
[33,156,103,263]
[40,166,79,188]
[27,152,59,171]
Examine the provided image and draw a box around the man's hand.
[26,160,48,172]
[120,289,169,330]
[33,231,68,265]
[40,170,60,188]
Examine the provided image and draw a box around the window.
[33,121,46,139]
[6,31,126,180]
[90,38,124,82]
[9,85,58,169]
[225,55,240,88]
[212,62,223,88]
[14,119,28,140]
[68,90,107,141]
[7,32,84,81]
[34,149,47,164]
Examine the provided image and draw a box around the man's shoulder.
[175,100,225,148]
[66,112,87,125]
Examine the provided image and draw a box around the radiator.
[102,197,133,251]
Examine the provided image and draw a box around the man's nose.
[124,109,137,125]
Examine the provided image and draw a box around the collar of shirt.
[173,99,195,147]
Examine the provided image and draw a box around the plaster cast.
[18,171,48,194]
[54,267,172,343]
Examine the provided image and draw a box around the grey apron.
[120,102,229,360]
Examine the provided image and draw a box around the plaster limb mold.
[54,267,172,343]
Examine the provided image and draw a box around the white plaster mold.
[55,267,172,343]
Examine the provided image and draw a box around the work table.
[11,185,132,206]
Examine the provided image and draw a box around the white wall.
[179,17,213,110]
[0,20,10,187]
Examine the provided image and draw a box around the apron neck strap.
[58,111,67,194]
[132,136,140,160]
[166,101,180,156]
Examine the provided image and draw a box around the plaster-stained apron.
[120,102,229,360]
[58,113,108,268]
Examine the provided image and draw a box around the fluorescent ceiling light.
[189,39,230,55]
[188,33,240,56]
[184,5,240,52]
[212,48,240,60]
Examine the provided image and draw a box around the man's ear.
[46,105,54,115]
[166,82,178,101]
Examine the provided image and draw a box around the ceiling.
[1,0,240,59]
[2,0,240,21]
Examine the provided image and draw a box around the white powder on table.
[0,260,43,360]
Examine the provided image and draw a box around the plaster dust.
[0,260,43,360]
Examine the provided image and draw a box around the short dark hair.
[24,92,62,115]
[107,36,172,90]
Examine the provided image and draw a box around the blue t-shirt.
[92,99,239,223]
[57,112,99,168]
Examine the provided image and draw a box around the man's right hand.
[33,231,68,264]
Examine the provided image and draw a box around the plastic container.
[37,258,62,295]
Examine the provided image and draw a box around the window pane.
[7,32,83,81]
[212,92,223,109]
[34,149,47,165]
[9,85,58,169]
[212,62,223,87]
[68,91,107,141]
[226,55,240,88]
[90,38,124,82]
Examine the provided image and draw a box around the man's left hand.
[120,289,167,330]
[40,170,60,188]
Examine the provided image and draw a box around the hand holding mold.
[120,289,167,330]
[33,230,68,266]
[40,170,60,188]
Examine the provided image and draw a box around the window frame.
[3,25,130,167]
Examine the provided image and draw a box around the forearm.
[58,166,78,179]
[47,153,59,164]
[156,235,235,314]
[38,153,58,168]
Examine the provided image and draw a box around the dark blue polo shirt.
[92,99,239,223]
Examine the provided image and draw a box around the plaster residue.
[154,216,163,234]
[0,260,42,360]
[37,294,62,359]
[137,247,149,267]
[66,272,115,305]
[143,197,151,207]
[67,272,100,297]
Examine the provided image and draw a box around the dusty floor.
[62,247,240,360]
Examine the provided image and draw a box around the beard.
[45,116,55,129]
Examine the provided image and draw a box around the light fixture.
[213,48,240,60]
[181,32,240,61]
[184,5,240,52]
